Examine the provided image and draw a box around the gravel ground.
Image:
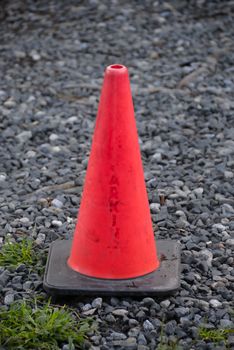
[0,0,234,349]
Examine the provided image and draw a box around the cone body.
[68,64,159,279]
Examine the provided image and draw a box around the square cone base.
[43,240,180,296]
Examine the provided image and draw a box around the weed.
[0,299,93,349]
[199,326,233,347]
[0,239,38,267]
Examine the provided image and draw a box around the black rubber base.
[43,240,180,296]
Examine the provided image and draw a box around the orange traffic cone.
[44,64,180,296]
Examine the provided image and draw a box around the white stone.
[209,299,222,308]
[221,231,230,241]
[52,220,63,227]
[160,299,170,308]
[26,150,36,158]
[226,239,234,247]
[66,116,78,124]
[152,153,162,162]
[112,309,128,316]
[175,210,186,217]
[92,297,102,309]
[27,95,35,103]
[30,50,41,61]
[49,134,59,141]
[193,187,204,197]
[0,173,6,181]
[20,217,30,223]
[199,249,213,267]
[150,203,160,213]
[35,233,45,245]
[4,294,14,305]
[224,171,233,179]
[51,199,63,208]
[4,98,16,108]
[52,146,61,153]
[222,203,234,213]
[83,308,97,316]
[143,320,154,331]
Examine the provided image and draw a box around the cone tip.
[106,64,128,75]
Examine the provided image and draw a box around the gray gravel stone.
[35,233,45,245]
[51,220,63,227]
[111,332,127,340]
[0,173,7,182]
[143,320,154,332]
[51,199,63,208]
[149,203,160,214]
[220,319,233,328]
[199,249,213,267]
[105,314,116,323]
[165,320,177,335]
[122,337,137,349]
[0,270,10,287]
[128,327,140,337]
[91,297,102,309]
[4,293,14,305]
[197,300,209,311]
[160,300,170,308]
[83,308,97,316]
[112,309,128,317]
[129,319,139,327]
[82,303,92,312]
[23,281,33,290]
[141,297,155,307]
[226,239,234,247]
[138,333,147,345]
[174,307,189,317]
[136,310,146,319]
[16,131,32,144]
[209,299,222,308]
[212,223,226,232]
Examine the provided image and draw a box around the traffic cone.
[43,64,180,296]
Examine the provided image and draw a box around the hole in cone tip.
[110,64,125,69]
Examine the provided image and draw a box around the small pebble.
[209,299,222,308]
[143,320,154,332]
[160,300,170,308]
[4,294,14,305]
[112,309,128,317]
[92,297,103,309]
[51,199,63,208]
[52,220,63,227]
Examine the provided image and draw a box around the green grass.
[199,326,234,347]
[0,239,38,268]
[0,300,93,350]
